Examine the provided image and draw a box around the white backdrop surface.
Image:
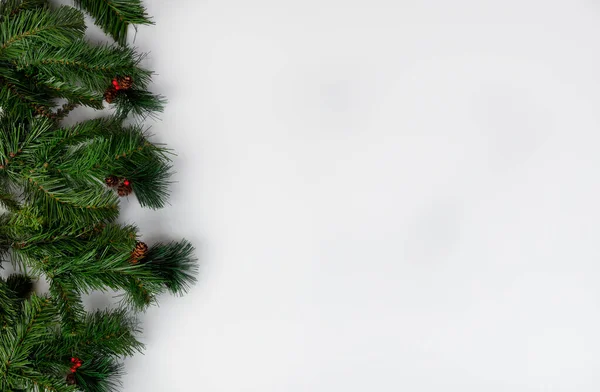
[32,0,600,390]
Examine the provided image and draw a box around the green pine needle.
[75,0,152,46]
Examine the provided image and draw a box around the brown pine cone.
[105,175,119,187]
[131,241,149,263]
[117,182,132,197]
[119,76,133,89]
[103,86,118,103]
[66,373,76,385]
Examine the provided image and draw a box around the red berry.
[123,180,130,186]
[71,358,76,363]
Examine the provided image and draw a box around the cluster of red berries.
[111,78,121,91]
[70,357,83,373]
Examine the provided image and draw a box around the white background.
[28,0,600,390]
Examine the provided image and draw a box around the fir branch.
[73,309,143,357]
[0,278,19,329]
[70,355,123,392]
[12,371,75,392]
[49,279,85,335]
[11,39,152,91]
[47,118,173,209]
[143,240,198,296]
[74,0,152,46]
[22,175,120,233]
[0,71,56,119]
[15,223,137,262]
[0,6,85,57]
[1,295,58,373]
[113,88,165,118]
[0,0,48,20]
[31,75,104,109]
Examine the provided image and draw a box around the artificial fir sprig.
[0,287,144,392]
[0,2,162,119]
[0,116,173,233]
[74,0,153,46]
[0,0,49,19]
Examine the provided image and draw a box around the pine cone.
[103,86,118,103]
[66,373,76,386]
[131,241,148,263]
[117,182,132,197]
[119,76,133,89]
[105,175,119,187]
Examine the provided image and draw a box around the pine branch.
[0,295,58,376]
[11,372,76,392]
[0,6,85,58]
[70,355,123,392]
[21,175,120,233]
[74,0,152,46]
[49,279,85,334]
[50,118,173,208]
[0,112,55,168]
[0,278,19,329]
[11,39,152,91]
[31,75,104,109]
[0,0,49,20]
[14,223,137,264]
[72,309,143,357]
[143,240,198,296]
[113,88,164,119]
[0,69,56,119]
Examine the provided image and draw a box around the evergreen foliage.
[74,0,152,46]
[0,1,196,390]
[0,0,162,121]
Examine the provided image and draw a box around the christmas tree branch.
[49,279,85,334]
[0,7,85,57]
[74,0,152,46]
[0,0,49,20]
[11,39,152,91]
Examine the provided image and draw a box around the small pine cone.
[117,182,133,197]
[105,175,119,187]
[119,76,133,89]
[131,241,149,263]
[103,86,118,103]
[66,373,76,385]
